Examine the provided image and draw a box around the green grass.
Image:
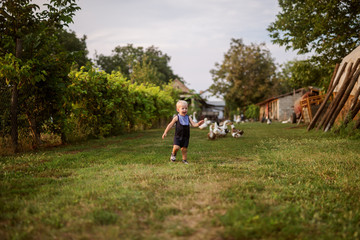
[1,122,360,239]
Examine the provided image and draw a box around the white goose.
[219,120,231,135]
[207,124,216,140]
[199,118,209,129]
[231,124,244,138]
[192,112,198,123]
[213,122,221,136]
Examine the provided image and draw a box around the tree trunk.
[11,82,19,153]
[27,113,42,148]
[11,38,23,153]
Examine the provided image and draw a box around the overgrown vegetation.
[0,1,181,153]
[1,123,359,239]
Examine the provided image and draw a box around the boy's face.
[177,104,188,116]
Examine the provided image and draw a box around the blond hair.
[176,100,188,109]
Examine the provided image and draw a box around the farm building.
[257,87,320,122]
[172,79,195,108]
[172,79,224,121]
[201,100,225,121]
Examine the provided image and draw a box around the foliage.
[209,38,277,110]
[95,44,181,85]
[0,0,179,148]
[277,59,333,90]
[245,104,260,119]
[66,67,175,140]
[56,29,90,67]
[0,0,81,150]
[268,0,360,66]
[129,56,162,86]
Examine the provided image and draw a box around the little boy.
[162,100,204,164]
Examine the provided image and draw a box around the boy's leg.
[170,145,180,161]
[181,147,188,164]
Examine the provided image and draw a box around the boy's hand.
[198,120,204,126]
[162,133,167,139]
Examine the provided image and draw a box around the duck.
[230,124,244,138]
[213,122,221,136]
[207,124,216,140]
[199,118,209,129]
[192,112,198,123]
[219,120,231,134]
[235,115,241,124]
[214,122,227,137]
[281,118,291,124]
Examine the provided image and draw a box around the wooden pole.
[339,84,360,129]
[325,67,360,131]
[353,115,360,130]
[314,63,349,130]
[322,59,360,131]
[307,63,341,131]
[317,61,355,130]
[327,63,340,93]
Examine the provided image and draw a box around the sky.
[36,0,306,99]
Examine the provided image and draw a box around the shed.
[257,87,320,122]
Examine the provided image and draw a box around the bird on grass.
[199,118,209,129]
[192,112,198,123]
[207,124,216,140]
[230,124,244,138]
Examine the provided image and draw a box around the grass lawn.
[1,122,360,239]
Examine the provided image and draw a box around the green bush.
[66,67,175,140]
[245,104,260,120]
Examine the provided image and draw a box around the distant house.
[172,79,198,109]
[171,79,208,114]
[201,100,226,121]
[172,80,225,121]
[257,87,320,122]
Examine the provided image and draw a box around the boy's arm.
[162,116,178,139]
[189,116,204,127]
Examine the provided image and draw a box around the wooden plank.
[307,63,346,131]
[318,61,355,130]
[325,67,360,131]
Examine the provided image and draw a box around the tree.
[57,29,89,67]
[268,0,360,66]
[0,0,80,152]
[130,56,162,86]
[95,44,181,85]
[277,59,333,90]
[209,39,277,111]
